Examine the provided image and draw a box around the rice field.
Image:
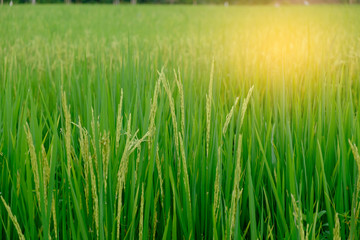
[1,4,360,239]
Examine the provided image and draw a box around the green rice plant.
[1,5,360,240]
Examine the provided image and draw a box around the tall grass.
[1,4,360,239]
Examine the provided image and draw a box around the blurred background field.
[1,5,360,239]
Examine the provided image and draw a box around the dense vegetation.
[2,0,359,6]
[1,5,360,239]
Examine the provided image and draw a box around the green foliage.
[1,5,360,239]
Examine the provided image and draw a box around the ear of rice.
[115,88,124,154]
[149,71,162,137]
[135,145,141,183]
[222,97,239,135]
[101,131,110,194]
[206,58,215,157]
[24,123,41,206]
[1,196,26,240]
[61,90,72,175]
[41,144,50,210]
[51,196,58,239]
[333,212,341,240]
[153,190,160,240]
[349,140,360,193]
[239,85,254,130]
[16,171,20,197]
[116,180,124,240]
[161,72,181,185]
[91,108,99,176]
[174,69,185,137]
[89,152,99,238]
[229,135,243,238]
[291,194,305,240]
[155,147,164,209]
[78,118,90,214]
[349,140,360,231]
[139,183,145,240]
[213,146,221,221]
[179,133,191,206]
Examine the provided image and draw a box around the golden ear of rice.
[1,196,26,240]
